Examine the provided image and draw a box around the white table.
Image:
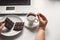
[0,0,60,40]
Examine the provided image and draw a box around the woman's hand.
[0,23,5,32]
[37,13,48,30]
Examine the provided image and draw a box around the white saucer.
[1,15,23,36]
[25,17,39,29]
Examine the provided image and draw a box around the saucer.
[25,17,39,29]
[1,15,23,36]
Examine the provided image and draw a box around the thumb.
[0,23,5,30]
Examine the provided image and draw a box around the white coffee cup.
[27,13,38,26]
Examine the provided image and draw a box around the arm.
[35,13,48,40]
[36,28,45,40]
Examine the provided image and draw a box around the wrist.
[38,28,45,33]
[38,27,45,31]
[39,25,46,30]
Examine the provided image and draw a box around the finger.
[39,13,47,21]
[0,23,2,26]
[0,23,5,32]
[37,14,45,25]
[37,14,44,22]
[1,23,5,27]
[37,14,40,22]
[0,22,5,26]
[0,23,5,29]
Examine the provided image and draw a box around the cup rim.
[27,13,36,17]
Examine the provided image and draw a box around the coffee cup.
[27,13,38,26]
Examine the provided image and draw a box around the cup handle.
[34,18,38,23]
